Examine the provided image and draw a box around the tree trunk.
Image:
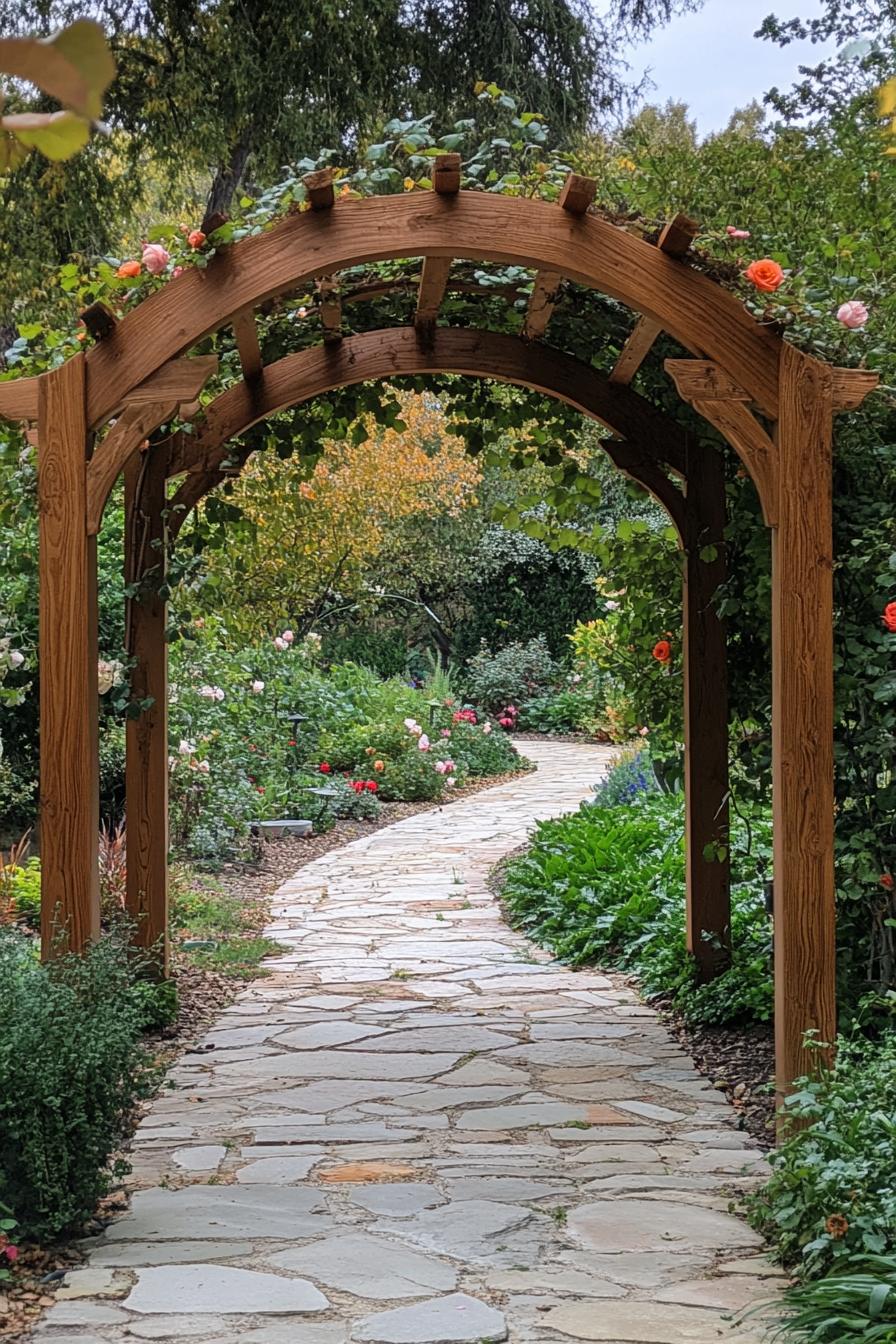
[202,133,253,231]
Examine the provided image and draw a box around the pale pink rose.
[282,629,295,644]
[605,600,620,611]
[8,649,24,668]
[274,636,288,651]
[440,728,451,738]
[726,226,751,239]
[483,723,492,734]
[197,760,210,774]
[639,726,650,736]
[214,687,224,701]
[446,776,456,787]
[178,739,194,756]
[142,243,170,275]
[171,266,184,279]
[434,760,448,774]
[404,718,419,732]
[251,679,265,694]
[836,300,869,329]
[418,734,430,751]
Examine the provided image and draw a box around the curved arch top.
[83,192,783,429]
[163,326,690,535]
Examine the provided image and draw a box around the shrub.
[322,772,382,821]
[0,928,152,1239]
[8,857,41,929]
[592,743,659,807]
[446,718,528,778]
[501,791,774,1027]
[749,1034,896,1278]
[463,636,558,714]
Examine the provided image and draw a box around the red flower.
[256,786,265,794]
[366,781,378,793]
[881,874,894,891]
[652,640,672,665]
[319,762,331,774]
[287,739,297,747]
[187,229,206,249]
[883,602,896,633]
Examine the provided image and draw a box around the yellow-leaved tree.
[200,392,480,638]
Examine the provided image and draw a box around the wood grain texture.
[559,173,596,215]
[415,256,453,336]
[433,153,461,194]
[0,375,39,421]
[691,397,779,527]
[772,344,836,1104]
[683,444,731,978]
[658,212,699,258]
[665,359,751,401]
[522,270,563,342]
[123,355,218,407]
[609,316,663,385]
[82,193,783,426]
[830,367,879,411]
[232,307,263,380]
[124,444,170,974]
[167,327,689,486]
[37,355,100,956]
[86,401,177,535]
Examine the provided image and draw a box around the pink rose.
[836,300,869,329]
[726,226,751,239]
[282,629,295,644]
[142,243,170,275]
[3,1244,19,1262]
[418,734,430,752]
[274,636,288,651]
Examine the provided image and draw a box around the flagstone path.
[37,740,782,1344]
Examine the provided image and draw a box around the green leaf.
[3,110,90,161]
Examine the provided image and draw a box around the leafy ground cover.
[500,747,774,1028]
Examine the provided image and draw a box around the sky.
[627,0,840,135]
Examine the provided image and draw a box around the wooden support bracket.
[666,358,779,526]
[522,271,564,342]
[0,375,39,422]
[86,402,178,535]
[124,354,218,407]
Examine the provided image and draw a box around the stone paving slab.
[34,741,779,1344]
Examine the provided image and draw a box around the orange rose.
[187,229,206,249]
[744,259,785,293]
[883,601,896,633]
[373,760,385,772]
[652,640,672,665]
[116,259,141,278]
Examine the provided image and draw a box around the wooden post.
[124,443,170,974]
[683,444,731,979]
[772,345,837,1099]
[38,355,100,955]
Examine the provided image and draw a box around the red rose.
[652,640,672,665]
[288,739,296,747]
[366,781,378,792]
[319,763,331,774]
[883,602,896,633]
[881,873,894,891]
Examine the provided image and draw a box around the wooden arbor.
[0,159,878,1099]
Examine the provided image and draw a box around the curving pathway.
[37,741,781,1344]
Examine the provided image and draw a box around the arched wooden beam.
[80,192,784,428]
[160,327,690,536]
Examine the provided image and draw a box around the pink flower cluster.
[497,704,519,730]
[452,708,477,725]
